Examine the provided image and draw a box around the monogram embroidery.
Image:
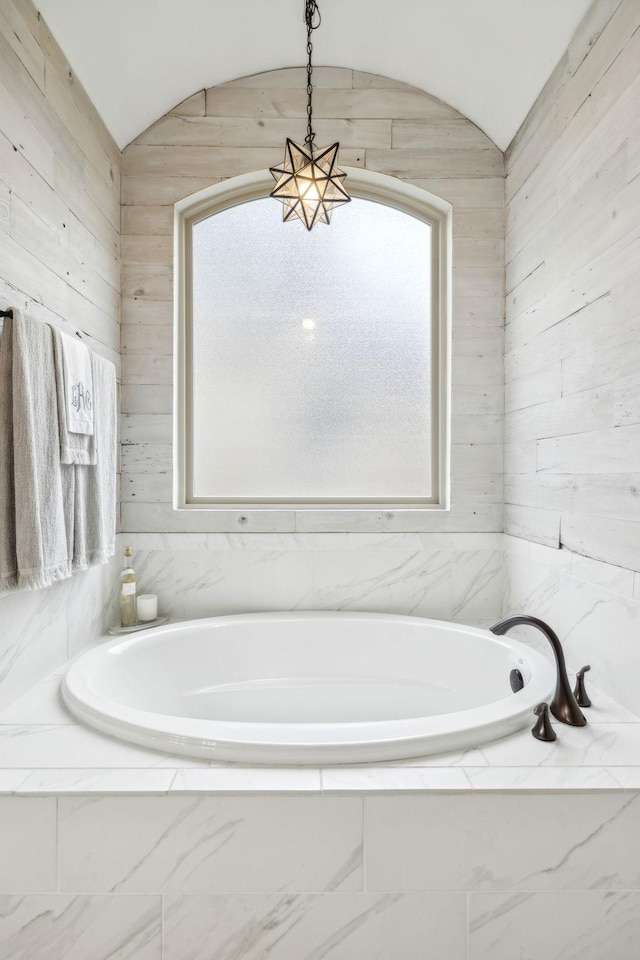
[71,381,92,413]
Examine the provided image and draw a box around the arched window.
[175,168,451,513]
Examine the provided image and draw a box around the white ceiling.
[36,0,593,151]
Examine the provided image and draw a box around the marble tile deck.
[0,670,639,794]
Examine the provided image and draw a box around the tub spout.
[490,615,586,727]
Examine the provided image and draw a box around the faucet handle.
[573,665,592,708]
[532,702,557,742]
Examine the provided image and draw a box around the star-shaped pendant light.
[270,1,350,230]
[270,139,350,230]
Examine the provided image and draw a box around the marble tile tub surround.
[114,530,640,725]
[0,657,639,794]
[2,528,635,740]
[117,531,504,626]
[1,650,640,957]
[0,554,121,711]
[1,676,640,959]
[503,534,640,717]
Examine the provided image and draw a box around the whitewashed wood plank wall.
[0,0,121,370]
[504,0,640,572]
[121,68,505,533]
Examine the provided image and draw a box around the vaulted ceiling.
[36,0,594,150]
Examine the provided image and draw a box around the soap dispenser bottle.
[120,546,137,627]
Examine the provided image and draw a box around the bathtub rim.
[62,611,556,765]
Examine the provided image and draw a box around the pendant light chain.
[304,0,320,146]
[269,0,350,229]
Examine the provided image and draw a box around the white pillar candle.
[137,594,158,622]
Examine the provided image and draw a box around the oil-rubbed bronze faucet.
[490,615,587,726]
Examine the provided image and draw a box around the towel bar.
[0,310,86,340]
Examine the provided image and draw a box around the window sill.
[170,505,450,534]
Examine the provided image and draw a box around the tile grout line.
[362,795,367,894]
[465,890,470,960]
[56,795,60,893]
[160,891,165,960]
[166,770,179,793]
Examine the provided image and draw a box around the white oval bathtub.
[62,612,555,764]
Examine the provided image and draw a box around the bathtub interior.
[80,614,538,724]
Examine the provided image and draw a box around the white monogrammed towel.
[53,329,96,465]
[60,332,94,435]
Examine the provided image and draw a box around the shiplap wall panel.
[504,0,640,571]
[228,67,354,89]
[0,0,45,92]
[504,475,574,512]
[121,414,172,444]
[0,182,10,232]
[136,117,393,150]
[505,0,622,183]
[504,504,560,549]
[121,176,222,207]
[122,67,504,534]
[122,298,172,327]
[168,91,206,116]
[0,0,120,364]
[203,86,462,121]
[506,0,640,202]
[571,474,640,523]
[0,43,119,242]
[614,375,640,427]
[505,389,614,444]
[121,205,173,236]
[561,513,640,572]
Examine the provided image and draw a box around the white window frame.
[174,167,451,522]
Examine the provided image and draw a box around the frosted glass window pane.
[190,197,433,501]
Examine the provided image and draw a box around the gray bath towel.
[72,350,116,570]
[1,311,73,591]
[52,328,97,466]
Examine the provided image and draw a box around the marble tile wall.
[3,790,640,958]
[503,535,640,715]
[115,532,504,628]
[0,529,504,713]
[6,529,636,726]
[0,556,121,709]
